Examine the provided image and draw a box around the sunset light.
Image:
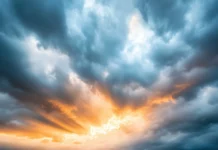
[1,0,218,149]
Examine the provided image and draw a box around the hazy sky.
[0,0,218,150]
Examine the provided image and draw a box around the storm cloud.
[0,0,218,149]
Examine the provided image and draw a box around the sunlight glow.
[89,115,132,138]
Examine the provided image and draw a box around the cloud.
[0,0,218,149]
[126,85,218,150]
[136,0,192,36]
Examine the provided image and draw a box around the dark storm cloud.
[0,33,82,131]
[183,0,218,71]
[0,93,31,126]
[118,0,218,149]
[12,0,66,36]
[0,0,131,109]
[167,0,218,101]
[11,0,70,51]
[0,27,95,132]
[123,85,218,150]
[0,0,86,102]
[1,0,156,107]
[0,0,115,133]
[0,0,217,107]
[0,33,53,105]
[132,0,218,101]
[3,0,129,83]
[66,0,132,82]
[136,0,218,70]
[136,0,192,36]
[0,0,218,149]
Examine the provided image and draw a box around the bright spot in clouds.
[0,0,218,150]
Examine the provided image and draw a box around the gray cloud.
[0,0,218,149]
[136,0,192,36]
[124,85,218,150]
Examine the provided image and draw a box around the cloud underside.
[0,0,218,149]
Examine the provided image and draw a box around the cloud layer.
[0,0,218,149]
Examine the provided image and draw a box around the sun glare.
[89,115,132,138]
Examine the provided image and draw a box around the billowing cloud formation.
[0,0,218,149]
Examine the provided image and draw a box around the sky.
[0,0,218,149]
